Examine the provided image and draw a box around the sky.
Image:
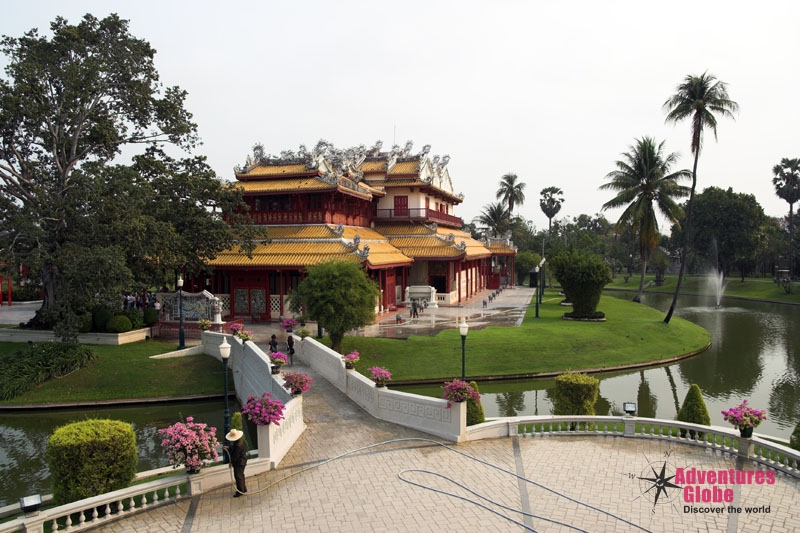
[2,1,799,232]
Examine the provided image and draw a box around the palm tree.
[496,173,526,214]
[600,137,690,302]
[772,157,800,278]
[473,201,509,237]
[662,72,738,323]
[539,187,564,233]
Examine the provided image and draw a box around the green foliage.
[231,411,243,431]
[93,308,114,332]
[549,249,612,317]
[790,422,800,452]
[77,313,93,333]
[143,307,160,326]
[677,383,711,438]
[0,343,96,400]
[121,310,144,330]
[551,371,599,415]
[515,250,541,286]
[466,381,486,426]
[106,315,133,333]
[287,260,379,352]
[47,419,137,504]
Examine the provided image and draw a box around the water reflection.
[397,291,800,441]
[0,400,237,507]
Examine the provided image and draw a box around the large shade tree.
[0,14,260,340]
[287,260,379,353]
[600,137,690,302]
[496,173,526,214]
[662,72,738,323]
[540,187,564,233]
[772,157,800,277]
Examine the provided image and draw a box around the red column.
[457,262,462,304]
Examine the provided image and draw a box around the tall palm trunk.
[634,258,648,303]
[664,150,700,323]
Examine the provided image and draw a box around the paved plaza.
[2,291,799,532]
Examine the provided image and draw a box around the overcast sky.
[3,1,799,232]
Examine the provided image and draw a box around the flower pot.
[271,366,281,375]
[345,362,354,370]
[186,466,201,474]
[739,427,754,438]
[375,382,386,388]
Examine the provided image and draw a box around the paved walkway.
[5,291,800,531]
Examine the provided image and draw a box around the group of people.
[268,333,295,365]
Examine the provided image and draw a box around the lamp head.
[219,337,231,360]
[623,402,637,415]
[458,320,469,337]
[177,275,184,289]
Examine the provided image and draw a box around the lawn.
[0,341,228,405]
[342,295,711,382]
[606,274,800,304]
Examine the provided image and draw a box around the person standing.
[286,334,295,366]
[224,429,247,497]
[268,334,278,353]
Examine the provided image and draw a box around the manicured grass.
[607,275,800,304]
[0,341,228,405]
[342,295,711,382]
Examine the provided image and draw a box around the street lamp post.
[219,337,232,463]
[535,267,540,318]
[459,320,469,381]
[177,275,185,350]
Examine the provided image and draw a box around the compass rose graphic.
[638,460,681,508]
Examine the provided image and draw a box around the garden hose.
[223,437,652,533]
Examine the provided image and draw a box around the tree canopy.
[0,14,260,339]
[539,187,564,232]
[496,173,526,214]
[287,260,379,353]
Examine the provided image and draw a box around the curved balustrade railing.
[467,415,800,480]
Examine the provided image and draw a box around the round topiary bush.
[677,383,710,438]
[551,371,599,416]
[122,310,144,329]
[549,249,612,319]
[105,315,133,333]
[46,419,138,504]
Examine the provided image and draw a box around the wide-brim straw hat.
[226,429,243,442]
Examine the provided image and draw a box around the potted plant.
[230,323,253,341]
[281,317,297,332]
[197,319,212,331]
[721,399,767,438]
[241,393,286,426]
[342,350,360,370]
[158,416,219,473]
[269,351,289,374]
[297,327,311,340]
[442,379,480,407]
[367,366,391,387]
[282,371,313,395]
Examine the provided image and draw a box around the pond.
[0,399,252,508]
[397,292,800,442]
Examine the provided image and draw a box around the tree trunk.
[634,259,648,303]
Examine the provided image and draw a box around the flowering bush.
[229,323,253,341]
[270,351,289,367]
[721,399,767,430]
[297,327,311,339]
[367,366,392,386]
[442,379,481,407]
[281,318,297,331]
[158,416,219,473]
[282,371,313,394]
[197,319,211,331]
[241,393,286,426]
[343,350,360,369]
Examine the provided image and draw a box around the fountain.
[707,268,727,308]
[706,238,726,308]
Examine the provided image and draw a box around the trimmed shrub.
[76,313,93,333]
[143,307,160,326]
[549,249,612,318]
[790,422,800,452]
[47,419,137,504]
[92,307,114,332]
[105,315,133,333]
[467,381,486,426]
[551,371,599,416]
[0,343,96,400]
[677,383,710,438]
[122,310,144,330]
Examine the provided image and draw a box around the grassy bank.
[0,341,227,405]
[343,295,711,382]
[606,274,800,304]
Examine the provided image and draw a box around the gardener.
[224,429,248,497]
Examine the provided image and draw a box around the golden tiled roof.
[389,161,419,175]
[235,178,336,193]
[207,225,412,268]
[488,243,517,254]
[372,222,433,236]
[359,160,387,173]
